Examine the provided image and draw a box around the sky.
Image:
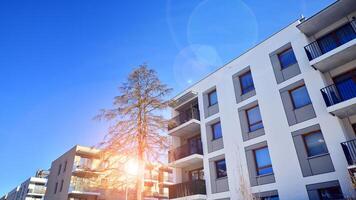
[0,0,334,194]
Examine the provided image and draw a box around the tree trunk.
[136,149,144,200]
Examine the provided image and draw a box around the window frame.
[239,70,255,95]
[208,89,218,106]
[277,47,297,69]
[59,179,64,192]
[289,85,311,109]
[54,182,58,194]
[246,105,264,132]
[215,159,227,179]
[253,146,273,176]
[211,121,222,140]
[63,160,67,172]
[57,164,62,176]
[302,131,328,157]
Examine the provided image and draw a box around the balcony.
[72,164,102,178]
[341,139,356,188]
[321,79,356,118]
[304,20,356,72]
[168,107,200,137]
[68,184,101,197]
[28,185,46,196]
[168,180,206,200]
[168,142,203,168]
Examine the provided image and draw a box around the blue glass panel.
[336,79,356,101]
[304,132,328,157]
[255,147,272,168]
[255,147,273,175]
[291,86,311,109]
[212,122,222,140]
[247,106,262,124]
[240,71,254,94]
[250,122,264,132]
[278,48,297,69]
[258,167,273,175]
[318,35,338,53]
[247,106,263,132]
[335,23,356,44]
[208,90,218,106]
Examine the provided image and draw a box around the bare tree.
[96,64,172,200]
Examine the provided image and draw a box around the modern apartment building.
[44,145,123,200]
[1,170,49,200]
[44,145,172,200]
[167,0,356,199]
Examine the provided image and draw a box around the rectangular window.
[303,131,328,157]
[278,47,297,69]
[57,164,62,176]
[59,179,64,192]
[212,122,222,140]
[208,90,218,106]
[54,182,58,194]
[239,71,254,94]
[215,159,227,178]
[290,85,311,109]
[63,160,67,172]
[318,186,343,200]
[254,147,273,176]
[246,106,263,132]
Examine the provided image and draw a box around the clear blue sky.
[0,0,334,194]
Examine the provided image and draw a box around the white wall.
[171,18,355,200]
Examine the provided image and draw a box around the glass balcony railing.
[304,20,356,61]
[168,180,206,199]
[28,186,46,194]
[168,141,203,163]
[168,107,200,130]
[321,78,356,107]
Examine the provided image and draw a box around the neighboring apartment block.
[1,170,49,200]
[44,145,172,200]
[44,145,122,200]
[167,0,356,199]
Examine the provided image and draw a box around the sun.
[125,159,139,176]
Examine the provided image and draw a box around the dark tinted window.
[304,131,328,157]
[262,196,279,200]
[57,164,62,176]
[318,23,356,54]
[318,186,343,200]
[54,182,58,194]
[215,159,227,178]
[212,122,222,140]
[290,85,311,109]
[240,71,254,94]
[208,90,218,106]
[254,147,273,175]
[278,48,297,69]
[246,106,263,132]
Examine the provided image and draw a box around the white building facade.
[2,170,49,200]
[167,0,356,199]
